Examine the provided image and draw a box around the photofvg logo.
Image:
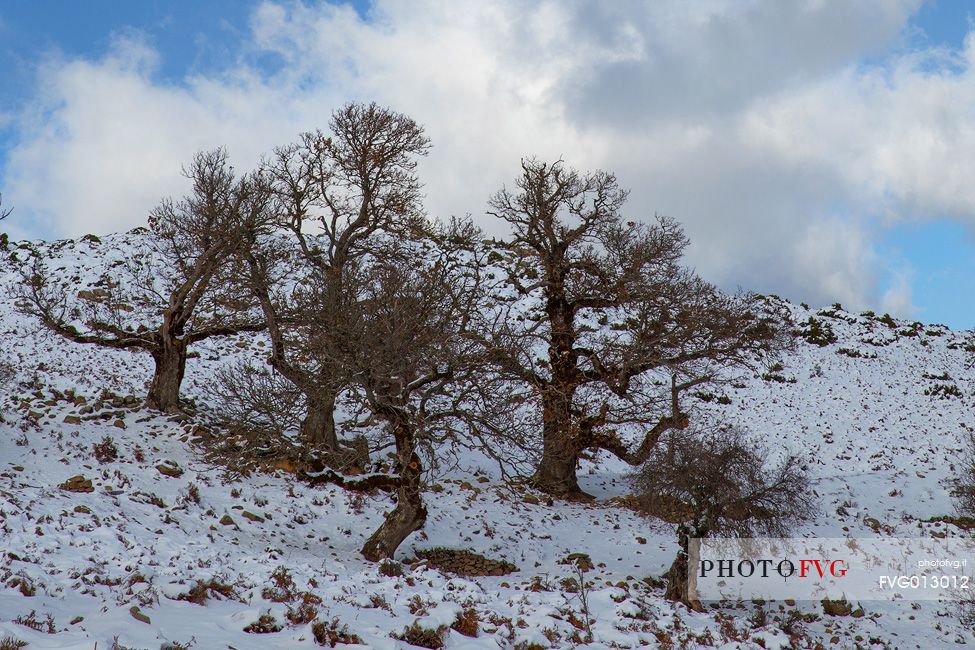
[690,538,975,602]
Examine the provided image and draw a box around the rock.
[73,505,92,514]
[112,418,126,429]
[242,511,265,523]
[70,615,84,625]
[59,475,94,493]
[414,548,517,576]
[63,415,82,425]
[129,605,151,624]
[220,514,235,526]
[559,553,594,572]
[156,462,184,478]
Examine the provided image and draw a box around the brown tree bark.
[300,392,339,450]
[361,422,427,561]
[534,389,584,496]
[145,338,187,413]
[664,523,704,611]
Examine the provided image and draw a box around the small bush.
[0,636,28,650]
[262,566,298,603]
[877,313,897,328]
[13,610,55,633]
[378,560,404,578]
[452,607,479,637]
[925,384,963,399]
[175,578,238,605]
[286,598,319,626]
[312,618,363,647]
[798,317,836,346]
[203,360,304,433]
[631,427,815,605]
[181,482,201,506]
[243,612,282,634]
[92,435,119,463]
[396,621,447,649]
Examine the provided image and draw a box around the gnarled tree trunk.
[145,338,187,413]
[361,422,427,561]
[533,386,584,496]
[664,523,704,611]
[301,392,339,451]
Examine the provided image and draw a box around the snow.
[0,230,973,648]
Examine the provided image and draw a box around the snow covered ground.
[1,231,973,648]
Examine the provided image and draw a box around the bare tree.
[323,222,519,561]
[19,149,270,412]
[485,158,788,496]
[204,359,305,433]
[630,426,814,607]
[243,102,430,453]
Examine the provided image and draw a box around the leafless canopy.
[631,427,814,538]
[19,148,270,412]
[485,158,790,495]
[331,220,526,560]
[242,102,431,452]
[630,426,815,605]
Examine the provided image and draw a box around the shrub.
[13,610,55,633]
[798,317,836,346]
[286,596,320,626]
[312,618,363,647]
[243,612,282,634]
[396,621,447,649]
[203,360,304,433]
[878,313,897,328]
[175,578,238,605]
[451,607,479,637]
[181,482,201,506]
[0,637,28,650]
[93,435,119,463]
[262,566,298,603]
[925,384,963,399]
[631,427,815,606]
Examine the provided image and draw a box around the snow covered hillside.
[1,230,973,649]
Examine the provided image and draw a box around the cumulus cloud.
[5,0,974,318]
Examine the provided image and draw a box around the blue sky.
[1,1,974,328]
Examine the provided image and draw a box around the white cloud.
[1,0,966,319]
[881,270,916,318]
